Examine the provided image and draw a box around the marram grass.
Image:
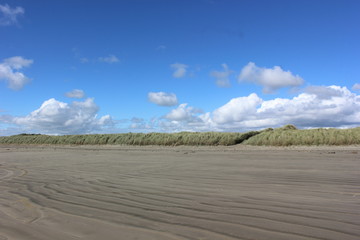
[0,131,259,146]
[1,125,359,146]
[243,125,360,146]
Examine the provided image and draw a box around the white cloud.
[352,83,360,91]
[257,86,360,127]
[304,85,343,99]
[4,85,359,135]
[65,89,85,99]
[212,93,263,124]
[155,85,360,132]
[98,54,119,63]
[0,56,33,90]
[171,63,188,78]
[164,103,202,122]
[0,4,24,26]
[10,98,114,135]
[214,85,360,130]
[210,63,232,87]
[239,62,304,93]
[148,92,178,106]
[4,56,33,69]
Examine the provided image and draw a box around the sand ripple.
[0,146,359,239]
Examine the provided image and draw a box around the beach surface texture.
[0,145,359,240]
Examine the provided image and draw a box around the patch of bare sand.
[0,145,359,239]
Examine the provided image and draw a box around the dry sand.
[0,145,359,240]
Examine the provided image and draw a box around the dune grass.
[0,131,259,146]
[243,125,360,146]
[1,125,359,146]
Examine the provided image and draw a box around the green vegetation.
[1,125,359,146]
[243,125,360,146]
[0,131,259,146]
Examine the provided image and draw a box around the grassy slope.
[243,125,360,146]
[0,125,359,146]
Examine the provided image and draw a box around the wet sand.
[0,145,359,240]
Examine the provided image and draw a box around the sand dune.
[0,145,359,240]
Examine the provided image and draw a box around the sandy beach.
[0,145,359,240]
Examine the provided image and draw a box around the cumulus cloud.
[214,85,360,129]
[154,85,360,132]
[3,56,33,69]
[164,103,202,122]
[158,105,206,132]
[212,93,263,124]
[304,86,343,99]
[65,89,85,99]
[210,63,232,87]
[0,56,33,90]
[148,92,178,106]
[239,62,304,93]
[171,63,188,78]
[98,54,119,63]
[0,4,24,26]
[9,98,114,135]
[259,86,360,127]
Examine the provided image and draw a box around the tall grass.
[0,131,259,146]
[1,125,359,146]
[243,125,360,146]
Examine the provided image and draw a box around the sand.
[0,145,359,240]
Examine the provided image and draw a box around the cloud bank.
[2,85,359,135]
[239,62,304,93]
[148,92,178,106]
[0,56,33,90]
[153,85,360,132]
[0,4,24,26]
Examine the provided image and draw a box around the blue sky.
[1,0,360,135]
